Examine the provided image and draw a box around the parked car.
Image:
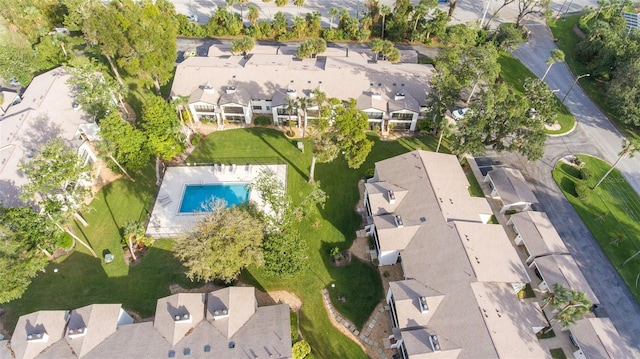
[451,108,470,120]
[186,13,198,22]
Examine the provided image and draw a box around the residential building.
[171,44,435,133]
[366,151,549,358]
[2,287,291,359]
[0,89,19,118]
[508,211,599,305]
[0,67,99,207]
[570,318,633,359]
[485,167,539,213]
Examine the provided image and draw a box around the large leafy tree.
[66,59,126,120]
[175,200,264,283]
[0,229,49,304]
[19,138,91,213]
[516,0,551,28]
[608,58,640,126]
[296,38,326,58]
[98,112,150,173]
[122,0,178,94]
[82,0,131,86]
[250,171,326,276]
[0,40,38,86]
[140,96,184,185]
[333,100,374,169]
[523,77,557,125]
[453,82,546,161]
[18,138,97,256]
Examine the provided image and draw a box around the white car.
[451,108,470,120]
[186,13,198,22]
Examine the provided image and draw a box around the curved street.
[484,16,640,356]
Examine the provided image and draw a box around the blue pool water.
[179,184,249,213]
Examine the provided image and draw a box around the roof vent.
[429,335,441,352]
[68,327,88,339]
[394,215,403,228]
[419,296,429,314]
[229,341,235,349]
[184,348,191,356]
[225,86,236,94]
[26,332,49,343]
[388,190,396,204]
[168,350,175,358]
[394,92,405,101]
[204,345,211,353]
[173,312,192,323]
[420,217,426,223]
[213,308,229,319]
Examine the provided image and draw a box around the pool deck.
[146,164,287,238]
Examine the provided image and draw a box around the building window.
[364,111,383,120]
[194,104,215,112]
[391,112,414,121]
[390,122,411,131]
[223,106,244,114]
[252,105,262,110]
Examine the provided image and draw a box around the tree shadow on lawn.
[319,241,383,330]
[2,241,198,334]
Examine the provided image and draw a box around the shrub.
[364,167,375,179]
[580,166,593,182]
[191,133,202,146]
[253,116,271,126]
[56,232,73,250]
[292,340,311,359]
[285,129,295,137]
[417,120,434,134]
[575,181,592,201]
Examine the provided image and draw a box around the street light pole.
[562,73,590,103]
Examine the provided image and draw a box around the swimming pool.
[179,184,249,213]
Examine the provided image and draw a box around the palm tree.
[247,4,259,26]
[540,49,565,82]
[551,290,591,328]
[171,96,194,147]
[329,7,339,29]
[307,89,338,183]
[541,283,571,311]
[297,97,313,131]
[123,220,145,262]
[593,139,640,190]
[379,5,392,39]
[293,0,305,14]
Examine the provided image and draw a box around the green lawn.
[497,52,575,135]
[187,128,445,358]
[552,155,640,304]
[3,127,445,359]
[547,16,640,140]
[2,166,200,331]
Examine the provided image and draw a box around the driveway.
[479,15,640,356]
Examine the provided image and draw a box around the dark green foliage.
[580,166,593,181]
[493,23,525,51]
[575,181,592,201]
[99,113,151,172]
[56,232,73,250]
[231,36,255,55]
[253,116,271,126]
[297,38,327,58]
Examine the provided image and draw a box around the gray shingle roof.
[0,67,95,206]
[171,47,435,114]
[374,151,548,358]
[8,287,291,359]
[487,168,538,206]
[570,318,632,359]
[534,254,599,305]
[508,211,570,257]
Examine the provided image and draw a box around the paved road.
[478,16,640,356]
[170,0,598,28]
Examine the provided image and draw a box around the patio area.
[145,164,287,238]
